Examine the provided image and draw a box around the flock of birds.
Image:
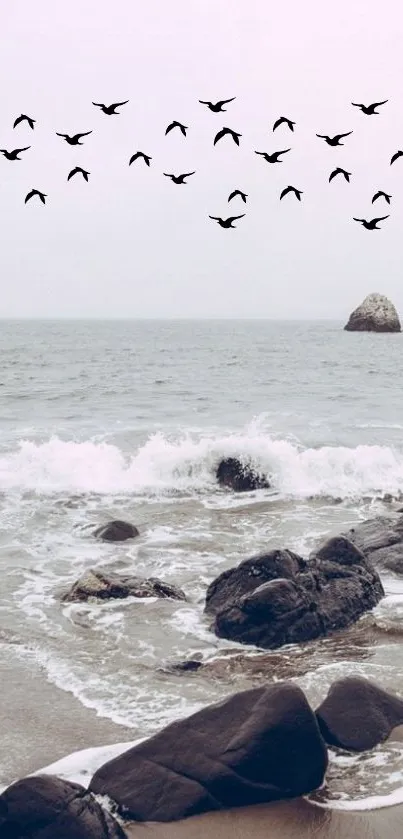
[2,97,401,229]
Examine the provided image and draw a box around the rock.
[93,520,139,541]
[160,652,204,674]
[215,457,270,492]
[205,540,384,649]
[342,513,403,574]
[344,293,401,333]
[0,774,125,839]
[89,682,328,822]
[316,676,403,751]
[62,568,186,602]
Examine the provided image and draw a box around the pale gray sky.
[1,0,403,318]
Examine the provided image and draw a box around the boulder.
[316,676,403,751]
[93,520,139,541]
[89,683,328,822]
[215,458,270,492]
[205,540,384,649]
[344,293,401,333]
[0,774,125,839]
[341,513,403,574]
[62,568,186,603]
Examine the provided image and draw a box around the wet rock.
[62,568,186,603]
[93,520,139,541]
[216,457,270,492]
[0,774,125,839]
[89,682,328,822]
[161,653,204,674]
[205,540,384,649]
[343,513,403,574]
[344,293,401,332]
[316,676,403,751]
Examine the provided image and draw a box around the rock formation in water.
[340,512,403,574]
[215,457,270,491]
[62,568,186,602]
[93,520,140,541]
[344,293,401,332]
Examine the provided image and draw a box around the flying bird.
[199,98,236,112]
[228,189,247,203]
[280,185,303,201]
[0,146,30,160]
[316,132,353,146]
[56,132,92,145]
[351,100,388,115]
[273,116,295,132]
[214,127,241,146]
[165,121,188,136]
[255,149,290,163]
[68,166,90,181]
[25,189,46,204]
[209,215,245,228]
[353,216,389,230]
[163,172,195,184]
[13,114,35,130]
[372,190,392,205]
[329,167,351,183]
[390,150,403,165]
[129,151,152,166]
[92,101,129,115]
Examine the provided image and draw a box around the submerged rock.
[93,520,139,541]
[316,677,403,751]
[343,513,403,574]
[62,568,186,602]
[216,457,270,492]
[344,293,401,333]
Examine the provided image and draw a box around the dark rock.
[62,568,186,602]
[0,774,125,839]
[344,293,401,333]
[205,540,384,649]
[93,520,139,542]
[316,677,403,751]
[161,653,204,674]
[343,513,403,574]
[215,458,270,492]
[90,682,328,822]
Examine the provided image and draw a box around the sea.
[2,319,403,809]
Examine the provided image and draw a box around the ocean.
[2,319,403,806]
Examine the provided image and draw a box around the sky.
[1,0,403,318]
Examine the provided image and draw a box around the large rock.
[0,775,125,839]
[90,683,328,822]
[316,676,403,751]
[216,458,270,492]
[341,513,403,574]
[344,293,401,333]
[205,540,384,649]
[62,568,186,603]
[93,520,139,541]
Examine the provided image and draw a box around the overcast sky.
[1,0,403,318]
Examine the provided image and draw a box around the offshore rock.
[344,293,401,332]
[216,457,270,492]
[62,568,186,602]
[93,520,139,541]
[343,513,403,574]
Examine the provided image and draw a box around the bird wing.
[199,100,210,105]
[13,115,23,127]
[77,132,92,138]
[391,151,402,163]
[183,172,195,177]
[228,191,236,201]
[24,191,34,202]
[92,102,104,107]
[351,103,364,108]
[254,150,265,156]
[280,188,290,199]
[67,168,77,179]
[214,128,226,144]
[110,101,129,108]
[371,193,380,203]
[372,100,388,107]
[39,193,46,203]
[220,97,236,105]
[16,147,30,153]
[228,215,245,222]
[353,218,364,222]
[163,173,173,178]
[56,133,67,137]
[278,148,291,155]
[165,123,174,134]
[209,216,220,220]
[337,132,353,139]
[129,153,139,163]
[316,134,327,139]
[329,170,337,182]
[372,216,389,223]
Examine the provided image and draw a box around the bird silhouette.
[199,98,236,112]
[209,215,245,228]
[129,151,152,166]
[0,146,30,160]
[351,100,388,115]
[68,166,90,182]
[329,167,351,183]
[163,172,195,184]
[353,216,389,230]
[214,127,241,146]
[280,185,303,201]
[255,149,290,163]
[92,101,129,115]
[390,150,403,165]
[316,132,353,146]
[13,114,35,130]
[273,116,295,132]
[56,132,92,145]
[25,189,46,204]
[165,121,188,136]
[228,189,247,203]
[372,190,392,205]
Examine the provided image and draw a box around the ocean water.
[2,318,403,806]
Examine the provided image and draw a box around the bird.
[92,101,129,115]
[68,166,90,182]
[214,127,241,146]
[372,190,392,205]
[209,215,245,228]
[273,116,295,132]
[0,146,30,160]
[329,167,351,183]
[353,216,389,230]
[255,149,290,163]
[25,189,46,204]
[280,185,303,201]
[165,121,188,136]
[56,132,92,145]
[228,189,247,203]
[351,100,388,115]
[13,113,35,130]
[199,98,236,112]
[316,132,353,146]
[163,172,195,184]
[390,150,403,165]
[129,151,152,166]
